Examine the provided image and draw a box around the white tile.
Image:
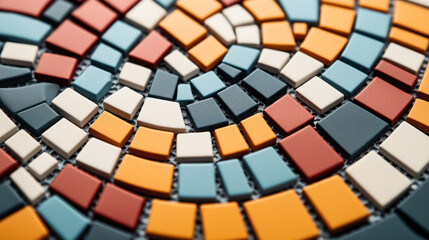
[0,42,38,67]
[5,130,40,163]
[42,118,88,159]
[28,152,58,180]
[346,151,411,210]
[76,138,122,178]
[176,132,213,162]
[380,121,429,177]
[10,167,45,205]
[0,109,17,143]
[204,13,236,46]
[296,77,344,114]
[52,88,98,128]
[257,48,290,74]
[236,24,260,48]
[125,0,167,32]
[119,62,152,91]
[382,42,425,74]
[103,86,143,120]
[222,4,254,27]
[280,51,324,88]
[164,50,199,81]
[407,0,429,7]
[137,97,186,133]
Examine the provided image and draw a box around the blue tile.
[149,69,179,100]
[178,163,217,202]
[0,64,31,87]
[155,0,176,9]
[176,84,194,106]
[321,60,368,97]
[73,65,112,101]
[16,103,61,136]
[340,32,384,73]
[217,84,258,120]
[90,43,122,73]
[84,221,132,240]
[278,0,319,23]
[355,8,392,40]
[243,147,297,195]
[317,102,388,159]
[42,0,74,25]
[217,63,243,83]
[242,68,287,104]
[102,21,142,53]
[0,182,24,219]
[190,71,226,99]
[186,98,228,131]
[37,195,90,240]
[217,159,252,200]
[0,12,51,45]
[222,45,260,73]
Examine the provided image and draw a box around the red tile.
[102,0,139,15]
[219,0,242,7]
[0,149,18,180]
[50,164,102,210]
[129,31,172,69]
[374,60,418,92]
[72,0,118,34]
[94,183,145,229]
[0,0,52,18]
[354,77,414,126]
[279,126,344,182]
[35,53,78,85]
[263,94,314,136]
[45,20,98,60]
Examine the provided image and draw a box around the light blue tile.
[243,147,297,195]
[217,159,252,200]
[222,45,260,73]
[90,43,122,73]
[190,71,226,99]
[340,32,384,73]
[0,12,51,45]
[355,8,392,40]
[321,60,368,97]
[73,65,112,101]
[178,163,216,202]
[278,0,319,23]
[176,84,194,106]
[102,21,142,53]
[155,0,176,9]
[37,195,90,240]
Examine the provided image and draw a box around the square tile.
[178,163,217,202]
[84,221,132,240]
[35,52,78,85]
[382,42,425,74]
[103,86,143,120]
[101,20,142,53]
[240,113,277,151]
[242,68,287,104]
[188,35,227,72]
[222,45,260,73]
[176,0,222,22]
[71,0,118,34]
[296,76,344,114]
[176,84,194,106]
[257,48,290,74]
[0,149,18,179]
[214,124,250,159]
[293,22,308,40]
[1,42,38,67]
[261,21,295,51]
[42,0,74,25]
[42,118,88,158]
[0,109,17,143]
[406,98,429,134]
[149,69,179,101]
[76,138,122,178]
[217,84,258,120]
[346,151,411,210]
[129,30,172,69]
[129,127,174,161]
[125,0,166,31]
[186,98,228,131]
[72,65,112,101]
[50,164,102,210]
[280,51,324,88]
[190,71,226,99]
[176,132,213,163]
[118,62,152,91]
[359,0,389,12]
[5,130,40,163]
[89,111,134,147]
[374,60,418,92]
[164,50,199,81]
[16,103,61,136]
[90,43,122,73]
[216,63,243,83]
[222,4,254,27]
[204,13,236,46]
[94,183,145,229]
[0,206,48,240]
[355,8,391,40]
[319,4,355,36]
[277,0,319,23]
[28,152,57,180]
[236,24,260,48]
[0,182,24,219]
[243,0,285,23]
[217,159,252,200]
[10,167,45,204]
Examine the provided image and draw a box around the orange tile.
[159,9,207,50]
[89,111,134,147]
[200,202,248,240]
[261,21,296,51]
[319,4,356,36]
[243,190,319,240]
[303,175,370,234]
[176,0,222,22]
[293,22,308,40]
[321,0,354,8]
[0,206,49,240]
[214,124,250,159]
[393,1,429,37]
[300,27,348,66]
[114,154,174,198]
[406,99,429,133]
[146,199,197,240]
[240,113,277,151]
[243,0,285,23]
[129,127,174,161]
[188,35,227,72]
[389,26,429,54]
[417,65,429,101]
[359,0,389,13]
